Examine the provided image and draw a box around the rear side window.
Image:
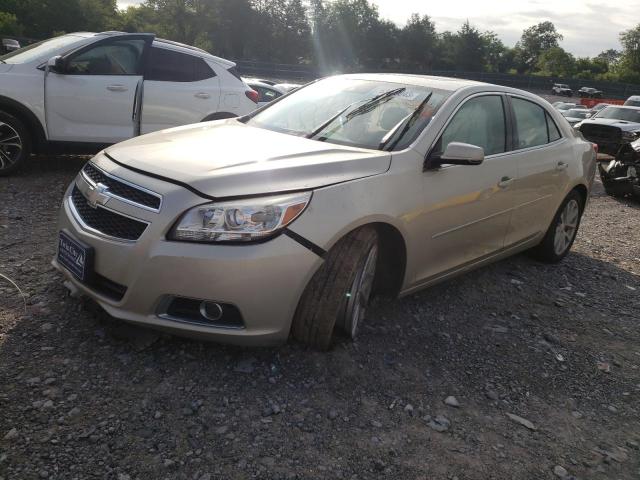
[437,95,507,156]
[512,98,551,149]
[146,47,215,82]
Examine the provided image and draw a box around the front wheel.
[0,111,30,176]
[291,226,378,350]
[530,191,584,263]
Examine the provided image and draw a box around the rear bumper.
[53,184,322,346]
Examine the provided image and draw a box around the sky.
[116,0,640,57]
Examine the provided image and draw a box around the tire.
[0,111,31,176]
[291,226,378,350]
[530,190,584,263]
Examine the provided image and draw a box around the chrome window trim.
[82,162,163,213]
[68,183,150,244]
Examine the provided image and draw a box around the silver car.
[53,74,597,349]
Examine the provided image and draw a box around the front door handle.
[195,92,210,99]
[498,176,514,188]
[107,84,128,92]
[556,161,568,171]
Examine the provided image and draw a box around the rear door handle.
[498,176,514,188]
[107,84,127,92]
[195,92,210,99]
[556,161,568,171]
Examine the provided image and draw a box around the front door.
[415,94,519,283]
[45,34,153,143]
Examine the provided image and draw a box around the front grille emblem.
[86,182,110,209]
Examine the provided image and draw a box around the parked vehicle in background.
[598,136,640,199]
[551,83,572,96]
[585,102,610,117]
[0,31,258,175]
[1,38,20,54]
[624,95,640,107]
[561,108,589,125]
[554,102,580,111]
[244,79,286,107]
[578,87,603,98]
[243,77,278,86]
[53,74,596,349]
[576,106,640,155]
[274,82,301,92]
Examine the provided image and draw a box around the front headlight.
[169,192,311,243]
[622,131,640,141]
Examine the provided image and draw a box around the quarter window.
[146,47,216,82]
[437,95,506,156]
[66,39,146,75]
[512,97,559,149]
[547,112,561,142]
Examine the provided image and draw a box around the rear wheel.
[291,226,378,350]
[0,111,30,176]
[531,191,584,263]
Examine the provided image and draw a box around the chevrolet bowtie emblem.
[86,182,110,209]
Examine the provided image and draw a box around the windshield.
[625,100,640,107]
[595,107,640,123]
[0,34,86,64]
[247,77,452,151]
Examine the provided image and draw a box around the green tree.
[618,25,640,83]
[0,11,22,35]
[515,21,563,72]
[453,21,486,71]
[400,13,437,71]
[482,31,510,72]
[535,46,575,77]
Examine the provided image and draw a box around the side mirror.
[439,142,485,166]
[47,55,65,73]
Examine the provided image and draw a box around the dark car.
[552,83,572,96]
[577,106,640,198]
[578,87,603,98]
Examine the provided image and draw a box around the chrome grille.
[82,163,162,211]
[71,186,148,241]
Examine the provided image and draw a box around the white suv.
[0,32,258,175]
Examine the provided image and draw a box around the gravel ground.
[1,155,639,480]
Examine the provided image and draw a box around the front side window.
[145,47,215,82]
[247,77,452,151]
[435,95,506,156]
[66,39,146,75]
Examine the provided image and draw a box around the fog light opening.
[199,301,223,322]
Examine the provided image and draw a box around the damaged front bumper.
[598,141,640,198]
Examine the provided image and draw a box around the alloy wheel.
[553,199,580,255]
[0,122,22,171]
[341,244,378,338]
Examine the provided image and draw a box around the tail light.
[245,89,259,103]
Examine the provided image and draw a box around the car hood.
[580,118,640,131]
[105,119,391,198]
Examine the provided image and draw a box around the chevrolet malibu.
[53,74,597,350]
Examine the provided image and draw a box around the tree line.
[2,0,640,84]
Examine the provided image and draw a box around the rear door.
[45,34,153,143]
[140,46,220,134]
[504,96,572,247]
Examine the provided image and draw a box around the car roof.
[339,73,485,91]
[627,95,640,100]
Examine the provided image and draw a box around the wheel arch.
[569,183,589,208]
[0,96,46,152]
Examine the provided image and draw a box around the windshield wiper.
[380,92,433,151]
[306,87,406,140]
